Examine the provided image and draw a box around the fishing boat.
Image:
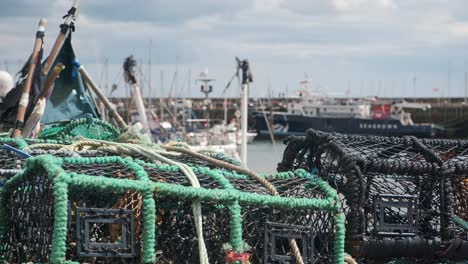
[254,87,441,138]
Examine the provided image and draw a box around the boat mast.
[447,60,451,103]
[197,70,214,120]
[160,70,164,121]
[238,57,253,166]
[148,39,152,109]
[465,59,467,104]
[123,55,151,135]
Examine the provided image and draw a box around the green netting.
[0,154,345,264]
[2,131,466,263]
[38,118,121,141]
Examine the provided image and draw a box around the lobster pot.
[1,152,344,263]
[226,175,337,264]
[1,156,147,263]
[278,129,468,261]
[443,161,468,250]
[143,164,340,264]
[144,164,231,263]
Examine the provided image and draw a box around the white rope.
[124,144,209,264]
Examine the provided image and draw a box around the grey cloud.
[2,0,468,98]
[0,0,52,17]
[80,0,251,24]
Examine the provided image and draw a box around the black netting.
[0,143,341,263]
[2,169,54,263]
[278,129,468,261]
[0,145,24,171]
[63,161,137,180]
[155,197,230,263]
[145,165,224,190]
[241,203,334,263]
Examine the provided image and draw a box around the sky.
[1,0,468,98]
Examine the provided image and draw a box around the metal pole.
[448,60,451,103]
[465,60,467,104]
[160,70,164,121]
[237,57,252,166]
[224,96,228,125]
[204,80,209,120]
[240,82,248,166]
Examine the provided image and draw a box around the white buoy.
[0,70,13,98]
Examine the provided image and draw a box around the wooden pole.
[11,18,46,138]
[22,62,65,138]
[77,60,128,129]
[39,63,65,99]
[42,0,80,75]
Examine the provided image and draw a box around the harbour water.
[246,139,286,173]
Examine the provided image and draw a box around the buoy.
[0,70,13,98]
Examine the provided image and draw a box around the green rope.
[452,215,468,230]
[50,172,70,263]
[333,213,346,264]
[141,191,156,263]
[1,153,345,263]
[0,137,28,149]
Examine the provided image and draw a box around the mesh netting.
[2,167,54,263]
[278,129,468,262]
[0,148,344,264]
[38,118,121,141]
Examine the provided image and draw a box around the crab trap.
[278,129,468,262]
[0,147,345,264]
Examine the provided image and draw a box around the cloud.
[1,0,468,97]
[332,0,398,11]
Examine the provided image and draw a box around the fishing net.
[38,118,121,141]
[278,129,468,262]
[0,135,345,264]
